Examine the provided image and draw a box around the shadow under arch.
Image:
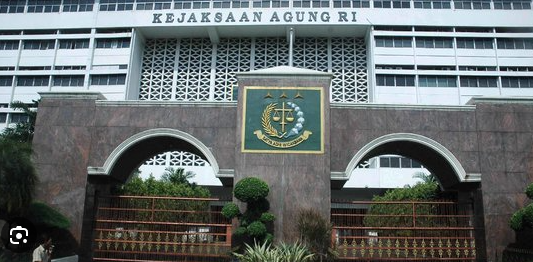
[88,128,220,183]
[345,133,480,190]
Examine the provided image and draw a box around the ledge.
[332,102,476,111]
[237,66,332,78]
[96,100,237,107]
[39,91,107,100]
[467,96,533,105]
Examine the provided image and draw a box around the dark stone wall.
[32,92,533,262]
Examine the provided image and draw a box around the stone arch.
[88,128,219,183]
[345,133,480,189]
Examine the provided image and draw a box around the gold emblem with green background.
[241,86,324,153]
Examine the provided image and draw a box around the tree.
[412,171,438,184]
[0,100,39,143]
[0,138,37,218]
[161,167,196,187]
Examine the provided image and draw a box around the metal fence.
[331,201,476,261]
[92,195,232,262]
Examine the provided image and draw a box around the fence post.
[331,228,337,249]
[412,202,416,227]
[226,225,232,246]
[151,197,156,222]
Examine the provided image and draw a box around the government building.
[1,1,533,262]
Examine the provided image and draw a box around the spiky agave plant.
[277,242,314,262]
[232,241,281,262]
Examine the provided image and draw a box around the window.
[174,0,192,8]
[333,0,370,8]
[0,113,7,123]
[19,66,52,70]
[456,38,493,49]
[375,37,412,48]
[0,40,19,50]
[497,38,533,49]
[59,39,90,49]
[494,0,531,9]
[99,0,134,11]
[416,37,454,48]
[413,0,451,9]
[500,66,533,72]
[0,0,26,13]
[417,65,456,70]
[293,0,311,7]
[374,26,412,31]
[501,77,533,88]
[455,27,493,33]
[53,75,84,86]
[454,0,490,9]
[0,67,15,71]
[375,64,415,70]
[459,66,497,71]
[90,74,126,85]
[95,38,130,48]
[460,76,498,87]
[0,76,13,86]
[213,0,232,8]
[27,0,61,12]
[376,75,415,86]
[374,0,410,8]
[418,75,457,87]
[10,113,29,123]
[23,40,56,50]
[415,26,453,32]
[312,0,330,7]
[136,0,172,10]
[63,0,94,12]
[379,157,420,168]
[16,76,49,86]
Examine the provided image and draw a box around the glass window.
[27,0,62,13]
[23,40,56,50]
[390,157,400,168]
[457,38,493,49]
[0,113,7,123]
[380,157,390,167]
[10,113,29,123]
[0,76,13,86]
[375,37,412,48]
[90,74,126,85]
[0,0,26,13]
[53,75,85,86]
[63,0,95,12]
[136,0,172,10]
[502,77,533,88]
[99,0,134,11]
[460,76,498,87]
[416,37,453,48]
[0,40,19,50]
[59,39,90,49]
[16,76,49,86]
[95,38,130,48]
[376,75,415,86]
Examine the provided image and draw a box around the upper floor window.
[95,38,130,48]
[63,0,94,12]
[418,75,457,87]
[53,75,85,86]
[54,65,87,70]
[0,0,26,13]
[380,157,423,168]
[27,0,61,13]
[173,0,192,8]
[333,0,370,8]
[416,37,454,48]
[454,0,491,9]
[500,66,533,72]
[0,113,6,123]
[417,65,456,70]
[456,38,493,49]
[16,76,49,86]
[460,76,498,87]
[90,74,126,85]
[59,39,90,49]
[494,0,531,9]
[375,36,412,48]
[99,0,134,11]
[497,38,533,50]
[459,66,497,71]
[376,74,415,86]
[374,0,410,8]
[501,77,533,88]
[0,40,19,50]
[23,40,56,50]
[0,76,13,86]
[10,113,29,123]
[413,0,451,9]
[375,64,415,70]
[136,0,172,10]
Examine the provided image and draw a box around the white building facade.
[0,0,532,188]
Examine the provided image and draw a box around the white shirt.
[32,245,50,262]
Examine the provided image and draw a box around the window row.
[0,113,29,124]
[0,0,529,12]
[376,64,533,72]
[379,156,423,168]
[377,37,533,50]
[376,75,533,88]
[0,39,130,50]
[0,75,126,86]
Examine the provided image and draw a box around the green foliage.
[523,204,533,227]
[510,209,525,231]
[222,202,241,219]
[234,177,269,202]
[526,183,533,200]
[260,212,276,223]
[363,181,440,236]
[295,208,337,262]
[235,226,248,237]
[0,139,37,217]
[233,241,314,262]
[25,202,70,229]
[0,100,38,143]
[247,221,267,238]
[161,167,196,187]
[116,174,210,198]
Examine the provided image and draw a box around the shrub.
[526,183,533,200]
[296,208,337,262]
[222,202,241,219]
[25,202,70,229]
[247,221,267,238]
[523,204,533,227]
[233,241,314,262]
[234,177,269,202]
[260,212,276,223]
[510,209,525,231]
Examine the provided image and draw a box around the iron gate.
[331,201,477,261]
[92,195,232,262]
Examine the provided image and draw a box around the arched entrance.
[86,129,232,262]
[332,133,482,261]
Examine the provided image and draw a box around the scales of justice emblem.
[253,92,312,148]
